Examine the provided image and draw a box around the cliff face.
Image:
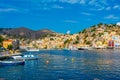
[0,27,56,39]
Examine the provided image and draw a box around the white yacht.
[26,48,39,52]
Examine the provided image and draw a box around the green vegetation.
[86,41,91,45]
[7,45,13,50]
[91,25,96,28]
[1,23,120,49]
[98,33,103,37]
[73,40,79,44]
[64,39,70,44]
[84,34,88,38]
[33,44,38,48]
[98,23,103,27]
[82,29,86,33]
[0,35,4,47]
[50,38,54,40]
[78,23,120,46]
[91,33,96,37]
[91,27,96,32]
[76,35,79,40]
[44,45,47,49]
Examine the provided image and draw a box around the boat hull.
[0,60,25,66]
[78,48,88,50]
[22,57,38,60]
[26,49,39,52]
[12,55,38,60]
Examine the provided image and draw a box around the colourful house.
[108,40,114,47]
[3,39,13,49]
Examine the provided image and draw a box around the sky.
[0,0,120,34]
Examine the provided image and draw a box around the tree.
[82,29,86,33]
[0,35,4,47]
[50,38,54,40]
[44,45,47,49]
[7,45,13,50]
[91,27,96,32]
[73,40,79,44]
[98,33,103,37]
[98,23,103,27]
[64,39,70,44]
[76,35,79,40]
[0,36,4,43]
[86,41,91,45]
[91,33,95,37]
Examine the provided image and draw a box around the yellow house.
[3,39,13,49]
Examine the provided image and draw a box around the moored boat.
[12,56,22,60]
[12,54,38,60]
[23,54,38,60]
[26,49,39,52]
[78,46,94,50]
[78,48,88,50]
[0,60,25,66]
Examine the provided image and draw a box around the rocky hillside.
[78,23,120,46]
[0,27,57,39]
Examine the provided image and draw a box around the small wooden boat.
[0,60,25,66]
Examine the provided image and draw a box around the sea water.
[0,50,120,80]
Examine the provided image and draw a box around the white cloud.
[28,0,57,3]
[79,0,86,4]
[97,7,105,11]
[106,7,111,10]
[89,0,107,6]
[104,15,119,19]
[52,5,64,9]
[59,0,107,6]
[64,20,78,23]
[1,0,119,12]
[66,30,70,34]
[37,0,120,11]
[116,22,120,26]
[59,0,87,5]
[88,0,95,5]
[0,8,17,12]
[37,4,64,10]
[87,0,108,11]
[81,12,92,15]
[113,5,120,9]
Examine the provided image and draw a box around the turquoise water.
[0,50,120,80]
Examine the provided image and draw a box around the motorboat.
[12,54,38,60]
[0,60,25,66]
[12,56,22,60]
[26,49,39,52]
[22,54,38,60]
[78,46,94,50]
[78,48,88,50]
